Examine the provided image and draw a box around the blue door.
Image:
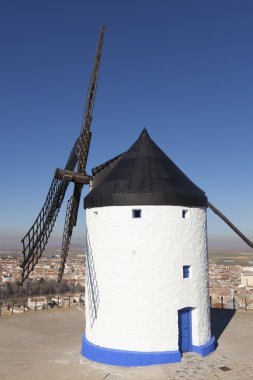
[178,308,192,353]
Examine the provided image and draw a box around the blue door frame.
[178,307,192,353]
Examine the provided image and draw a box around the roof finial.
[140,127,149,137]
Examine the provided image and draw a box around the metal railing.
[209,295,250,311]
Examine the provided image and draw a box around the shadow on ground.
[211,308,236,343]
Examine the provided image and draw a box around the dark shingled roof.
[84,129,207,208]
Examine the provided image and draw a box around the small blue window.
[132,209,141,218]
[183,265,191,278]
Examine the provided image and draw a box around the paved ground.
[0,307,253,380]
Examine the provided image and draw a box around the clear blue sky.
[0,0,252,250]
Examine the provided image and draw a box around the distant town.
[209,250,253,310]
[0,248,253,310]
[0,248,84,300]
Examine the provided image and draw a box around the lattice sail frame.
[20,26,105,285]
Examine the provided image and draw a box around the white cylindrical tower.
[82,129,215,366]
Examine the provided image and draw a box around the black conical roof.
[84,129,207,208]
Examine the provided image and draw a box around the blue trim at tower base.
[81,336,181,366]
[192,336,216,356]
[81,335,216,366]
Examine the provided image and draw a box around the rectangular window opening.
[132,209,142,218]
[182,209,189,219]
[183,265,191,279]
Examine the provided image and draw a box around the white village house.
[241,267,253,287]
[27,296,47,310]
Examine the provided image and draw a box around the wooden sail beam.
[208,201,253,249]
[57,26,105,283]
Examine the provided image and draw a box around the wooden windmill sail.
[19,26,105,285]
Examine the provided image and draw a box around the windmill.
[19,26,252,366]
[81,128,252,366]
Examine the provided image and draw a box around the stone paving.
[0,307,252,380]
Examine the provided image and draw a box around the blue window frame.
[183,265,191,278]
[132,209,142,218]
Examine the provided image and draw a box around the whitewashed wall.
[85,205,210,352]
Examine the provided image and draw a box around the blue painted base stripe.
[81,336,181,366]
[192,336,216,357]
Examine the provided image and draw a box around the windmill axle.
[55,168,91,185]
